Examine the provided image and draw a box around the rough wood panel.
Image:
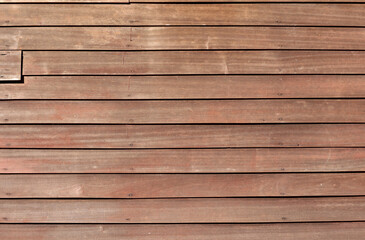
[2,4,365,26]
[1,173,364,198]
[2,75,365,100]
[1,100,365,124]
[23,51,365,75]
[1,148,364,173]
[1,197,364,223]
[2,223,365,240]
[3,27,365,50]
[0,124,364,149]
[0,51,21,81]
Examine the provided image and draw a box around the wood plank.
[23,51,365,75]
[2,4,365,27]
[1,148,364,173]
[0,51,21,81]
[1,0,128,2]
[4,27,365,50]
[2,75,365,100]
[1,173,364,198]
[0,124,364,149]
[1,100,364,124]
[2,223,365,240]
[1,197,364,223]
[135,0,365,2]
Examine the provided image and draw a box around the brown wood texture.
[3,27,365,50]
[1,100,365,124]
[2,75,365,99]
[1,197,365,223]
[0,51,21,81]
[1,173,364,198]
[1,0,128,2]
[1,148,364,173]
[0,124,364,149]
[23,51,365,75]
[2,4,365,27]
[2,223,365,240]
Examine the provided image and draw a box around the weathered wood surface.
[1,148,364,173]
[2,4,365,26]
[0,51,21,81]
[23,51,365,75]
[0,124,364,149]
[3,27,365,50]
[1,173,364,198]
[1,100,365,124]
[1,197,364,223]
[2,75,365,99]
[2,223,365,240]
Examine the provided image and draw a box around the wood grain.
[2,75,365,99]
[1,100,365,124]
[2,4,365,26]
[1,0,128,2]
[1,173,364,198]
[0,124,364,149]
[23,51,365,75]
[0,51,21,81]
[2,223,365,240]
[3,27,365,50]
[1,197,364,223]
[1,148,364,173]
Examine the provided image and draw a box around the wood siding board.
[1,148,364,173]
[0,124,364,149]
[1,100,365,124]
[2,4,365,27]
[3,27,365,50]
[23,51,365,75]
[1,173,365,198]
[2,75,365,99]
[1,197,365,223]
[0,51,21,81]
[2,223,365,240]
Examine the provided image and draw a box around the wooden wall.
[1,0,365,239]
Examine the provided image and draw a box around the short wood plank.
[23,51,365,75]
[1,4,365,26]
[3,27,365,50]
[1,197,364,223]
[2,223,365,240]
[1,148,364,173]
[0,124,364,148]
[0,51,21,81]
[1,100,364,124]
[1,173,364,198]
[2,75,365,99]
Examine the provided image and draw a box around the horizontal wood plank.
[3,27,365,50]
[2,223,365,240]
[135,0,365,2]
[1,148,364,173]
[1,197,364,223]
[2,4,365,26]
[2,75,365,99]
[0,124,364,148]
[23,51,365,75]
[1,173,364,198]
[0,0,128,2]
[0,51,21,81]
[1,100,364,124]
